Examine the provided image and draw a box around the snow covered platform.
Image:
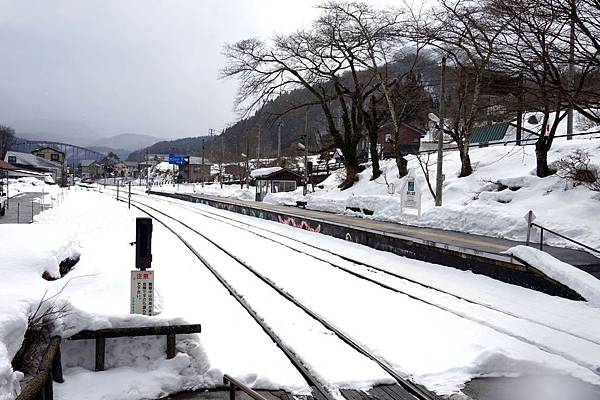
[151,191,599,301]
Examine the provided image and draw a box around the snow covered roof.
[187,156,213,165]
[5,151,62,170]
[250,167,283,178]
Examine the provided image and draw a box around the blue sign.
[168,154,186,165]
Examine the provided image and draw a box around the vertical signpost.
[131,218,154,316]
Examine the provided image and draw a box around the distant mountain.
[11,119,99,146]
[90,133,163,152]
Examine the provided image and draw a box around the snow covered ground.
[3,182,600,399]
[157,129,600,253]
[3,177,63,207]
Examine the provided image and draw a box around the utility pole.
[435,57,446,207]
[516,73,524,146]
[277,122,283,165]
[202,138,205,188]
[220,132,224,189]
[245,136,249,189]
[303,107,309,196]
[567,0,575,140]
[145,148,149,192]
[257,126,261,164]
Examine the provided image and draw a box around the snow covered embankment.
[506,246,600,306]
[0,190,214,400]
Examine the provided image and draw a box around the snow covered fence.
[69,324,202,371]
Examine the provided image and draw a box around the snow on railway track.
[102,188,600,394]
[113,193,433,400]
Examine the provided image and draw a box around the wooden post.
[95,338,105,371]
[229,380,236,400]
[52,347,63,383]
[166,334,176,359]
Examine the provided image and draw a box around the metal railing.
[527,221,600,255]
[223,374,268,400]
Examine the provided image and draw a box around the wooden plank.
[71,324,202,340]
[366,387,393,400]
[166,334,176,359]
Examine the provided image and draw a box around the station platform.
[151,190,600,300]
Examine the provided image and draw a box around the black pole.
[516,73,523,146]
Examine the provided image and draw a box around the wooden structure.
[252,167,303,201]
[69,324,202,371]
[31,147,66,164]
[15,324,202,400]
[179,157,212,183]
[378,123,425,157]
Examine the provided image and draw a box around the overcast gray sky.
[0,0,358,139]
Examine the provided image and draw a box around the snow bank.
[506,246,600,306]
[0,189,214,400]
[5,177,61,200]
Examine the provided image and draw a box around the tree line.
[221,0,600,189]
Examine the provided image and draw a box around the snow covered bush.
[556,150,600,192]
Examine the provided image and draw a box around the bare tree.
[223,5,387,188]
[493,0,574,176]
[0,125,15,161]
[323,2,429,178]
[420,0,508,177]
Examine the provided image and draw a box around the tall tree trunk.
[535,140,550,177]
[368,127,382,181]
[458,143,473,177]
[339,144,363,190]
[394,143,408,178]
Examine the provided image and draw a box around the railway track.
[103,189,438,400]
[122,190,600,378]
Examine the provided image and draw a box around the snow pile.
[263,135,600,251]
[152,183,256,201]
[506,246,600,306]
[5,177,61,200]
[250,167,282,178]
[149,124,600,253]
[0,189,214,400]
[154,161,173,173]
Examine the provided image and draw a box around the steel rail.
[123,192,600,379]
[136,192,600,348]
[118,194,435,400]
[119,199,338,400]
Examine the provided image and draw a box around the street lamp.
[296,138,308,196]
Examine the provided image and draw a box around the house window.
[8,155,16,163]
[385,134,392,143]
[51,153,60,161]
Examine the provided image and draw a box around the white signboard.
[131,270,154,316]
[400,172,421,217]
